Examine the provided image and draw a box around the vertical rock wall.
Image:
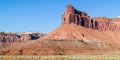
[62,5,120,31]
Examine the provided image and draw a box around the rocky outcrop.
[62,5,120,31]
[41,5,120,44]
[0,32,44,51]
[0,32,21,49]
[93,17,120,31]
[17,32,44,41]
[62,5,91,28]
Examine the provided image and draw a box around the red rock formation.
[93,17,120,31]
[0,32,21,52]
[62,5,120,31]
[41,5,120,44]
[0,32,44,51]
[62,5,91,28]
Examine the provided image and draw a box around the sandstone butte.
[1,5,120,55]
[41,5,120,44]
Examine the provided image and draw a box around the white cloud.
[117,16,120,18]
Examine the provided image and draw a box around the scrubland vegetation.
[1,52,120,60]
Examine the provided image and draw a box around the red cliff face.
[62,5,120,31]
[62,5,91,28]
[93,17,120,31]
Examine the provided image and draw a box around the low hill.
[42,24,120,45]
[1,39,119,55]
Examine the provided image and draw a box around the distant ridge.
[0,31,44,51]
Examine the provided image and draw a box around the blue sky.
[0,0,120,33]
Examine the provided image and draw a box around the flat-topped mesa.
[62,5,120,31]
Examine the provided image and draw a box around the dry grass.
[1,52,120,60]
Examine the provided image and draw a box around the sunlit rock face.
[62,5,91,28]
[41,5,120,44]
[62,5,120,31]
